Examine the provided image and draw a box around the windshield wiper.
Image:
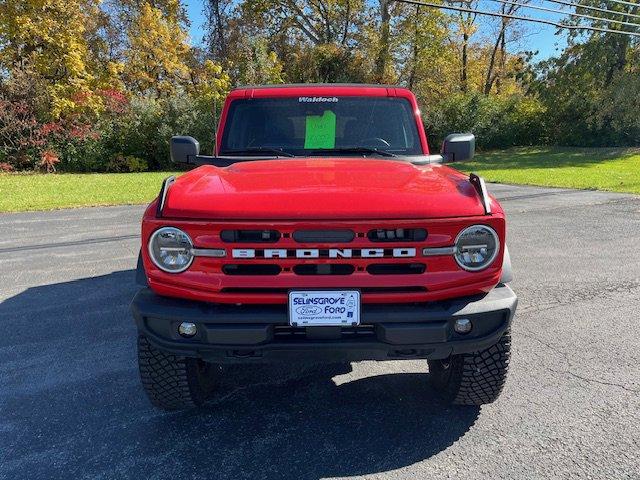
[221,147,295,157]
[309,147,397,158]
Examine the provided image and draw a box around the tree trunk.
[375,0,391,83]
[206,0,227,61]
[461,30,468,92]
[408,5,421,90]
[496,29,506,94]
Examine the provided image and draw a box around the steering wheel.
[360,137,391,148]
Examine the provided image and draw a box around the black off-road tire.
[428,330,511,405]
[137,334,218,410]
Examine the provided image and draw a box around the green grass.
[457,146,640,194]
[0,171,180,213]
[1,147,638,212]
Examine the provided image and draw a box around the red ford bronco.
[132,84,517,410]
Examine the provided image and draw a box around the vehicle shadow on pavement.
[0,270,480,480]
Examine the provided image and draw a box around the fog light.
[454,318,472,334]
[178,322,197,337]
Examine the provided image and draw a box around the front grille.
[179,219,462,304]
[150,217,504,305]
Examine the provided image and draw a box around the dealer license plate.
[288,290,361,327]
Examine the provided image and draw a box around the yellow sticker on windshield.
[304,110,336,149]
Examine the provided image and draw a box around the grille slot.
[293,264,355,275]
[367,228,427,242]
[293,229,355,243]
[222,264,282,275]
[367,263,426,275]
[221,230,280,243]
[273,325,375,339]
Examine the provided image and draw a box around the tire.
[428,330,511,406]
[137,334,218,410]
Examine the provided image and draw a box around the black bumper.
[131,285,517,362]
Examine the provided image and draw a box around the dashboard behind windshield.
[219,97,423,156]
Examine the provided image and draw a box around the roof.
[233,83,405,91]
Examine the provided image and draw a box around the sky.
[183,0,569,62]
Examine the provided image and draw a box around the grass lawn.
[457,146,640,195]
[0,171,180,213]
[0,146,638,212]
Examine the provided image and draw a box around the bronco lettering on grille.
[232,248,416,259]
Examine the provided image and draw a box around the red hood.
[162,159,487,220]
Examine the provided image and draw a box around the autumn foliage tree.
[0,0,117,116]
[123,2,191,97]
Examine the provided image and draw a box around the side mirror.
[441,133,475,162]
[170,136,200,164]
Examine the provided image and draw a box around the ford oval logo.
[296,305,323,316]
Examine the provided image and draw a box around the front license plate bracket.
[288,290,361,327]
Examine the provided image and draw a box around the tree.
[242,0,365,46]
[204,0,234,62]
[374,0,393,82]
[122,2,191,97]
[0,0,110,117]
[483,1,530,95]
[395,4,455,101]
[232,38,285,85]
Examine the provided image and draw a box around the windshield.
[219,96,422,157]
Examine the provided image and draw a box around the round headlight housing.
[454,225,500,272]
[148,227,194,273]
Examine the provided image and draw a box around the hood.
[161,158,486,220]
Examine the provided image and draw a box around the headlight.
[454,225,500,271]
[148,227,194,273]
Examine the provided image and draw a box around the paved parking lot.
[1,184,639,479]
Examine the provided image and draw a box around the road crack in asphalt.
[0,234,139,254]
[205,365,335,407]
[496,189,582,201]
[517,279,640,316]
[519,327,639,394]
[548,368,639,393]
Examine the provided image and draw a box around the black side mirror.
[170,136,200,164]
[441,133,475,162]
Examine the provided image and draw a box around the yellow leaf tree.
[0,0,112,117]
[123,2,191,97]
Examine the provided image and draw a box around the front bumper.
[131,285,517,362]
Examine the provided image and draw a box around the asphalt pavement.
[1,184,639,480]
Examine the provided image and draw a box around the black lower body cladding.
[131,284,517,363]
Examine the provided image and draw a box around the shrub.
[106,154,148,173]
[423,93,548,151]
[52,92,217,172]
[88,94,216,172]
[0,98,45,170]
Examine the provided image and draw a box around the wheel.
[137,334,218,410]
[428,330,511,405]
